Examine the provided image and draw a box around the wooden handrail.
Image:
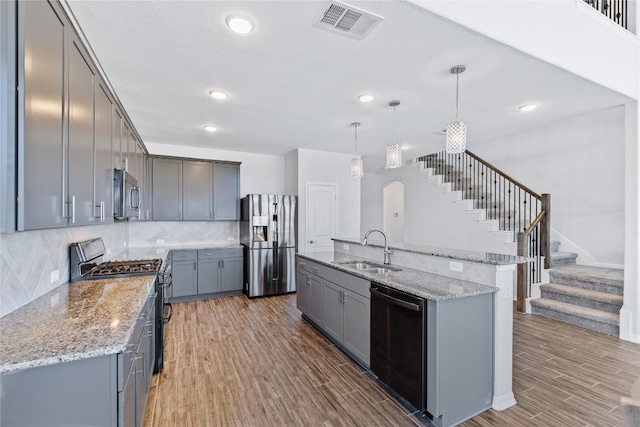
[524,210,546,236]
[464,150,542,200]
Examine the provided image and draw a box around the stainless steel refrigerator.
[240,194,297,298]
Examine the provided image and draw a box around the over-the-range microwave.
[114,169,140,221]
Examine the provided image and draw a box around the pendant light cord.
[393,105,397,145]
[455,72,459,122]
[353,123,359,155]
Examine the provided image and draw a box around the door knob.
[309,240,315,244]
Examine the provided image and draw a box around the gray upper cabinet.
[149,157,240,222]
[151,158,182,220]
[213,163,240,220]
[14,0,145,231]
[183,161,212,220]
[94,82,113,223]
[18,0,67,230]
[67,37,96,227]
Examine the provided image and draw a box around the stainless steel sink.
[337,261,401,273]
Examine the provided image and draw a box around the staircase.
[531,240,624,336]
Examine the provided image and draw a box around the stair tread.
[540,283,623,304]
[530,298,619,325]
[550,251,578,259]
[550,265,624,287]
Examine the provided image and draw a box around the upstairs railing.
[417,151,550,312]
[584,0,628,29]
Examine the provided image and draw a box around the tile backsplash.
[128,221,238,247]
[0,222,128,317]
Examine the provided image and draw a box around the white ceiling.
[67,0,630,166]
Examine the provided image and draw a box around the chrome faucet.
[362,229,393,265]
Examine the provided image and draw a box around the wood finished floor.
[145,295,640,427]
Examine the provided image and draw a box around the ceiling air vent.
[314,1,383,40]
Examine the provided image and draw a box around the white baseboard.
[492,393,517,411]
[620,309,640,343]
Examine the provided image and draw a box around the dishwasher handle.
[370,287,423,312]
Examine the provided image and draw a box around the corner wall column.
[621,101,640,343]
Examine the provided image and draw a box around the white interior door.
[383,181,405,244]
[307,183,337,253]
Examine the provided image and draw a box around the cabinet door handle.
[100,201,105,222]
[221,260,224,268]
[71,196,76,224]
[194,261,197,270]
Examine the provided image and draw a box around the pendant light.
[446,65,467,154]
[350,122,363,178]
[386,100,402,169]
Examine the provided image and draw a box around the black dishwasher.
[370,283,427,411]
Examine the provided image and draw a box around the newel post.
[516,232,526,313]
[541,194,551,269]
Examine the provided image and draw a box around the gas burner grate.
[85,259,162,278]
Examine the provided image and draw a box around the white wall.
[474,106,625,266]
[361,166,513,254]
[145,143,285,197]
[284,150,298,195]
[296,149,360,253]
[409,0,639,100]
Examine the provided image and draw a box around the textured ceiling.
[67,0,630,165]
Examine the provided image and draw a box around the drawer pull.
[312,267,319,273]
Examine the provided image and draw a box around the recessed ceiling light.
[209,90,229,100]
[357,94,374,103]
[203,125,218,132]
[225,14,255,34]
[401,146,410,150]
[518,104,538,112]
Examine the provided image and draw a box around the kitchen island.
[296,239,528,426]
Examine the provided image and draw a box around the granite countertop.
[333,237,530,265]
[298,251,497,301]
[0,275,156,374]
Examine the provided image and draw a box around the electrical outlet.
[123,241,127,247]
[228,237,234,241]
[50,270,59,283]
[343,243,349,250]
[50,293,59,307]
[449,261,463,273]
[156,248,166,254]
[106,248,111,256]
[156,239,165,245]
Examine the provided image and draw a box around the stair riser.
[550,257,577,267]
[549,274,623,296]
[530,305,619,336]
[540,289,622,313]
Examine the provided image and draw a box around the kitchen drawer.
[297,258,323,274]
[198,247,242,259]
[171,250,197,261]
[297,256,370,299]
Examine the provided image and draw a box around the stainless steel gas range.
[69,237,172,373]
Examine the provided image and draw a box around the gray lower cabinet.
[171,251,198,298]
[296,268,323,325]
[1,292,156,427]
[183,161,212,220]
[213,163,240,220]
[151,158,182,220]
[197,257,220,294]
[169,248,243,301]
[296,256,370,367]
